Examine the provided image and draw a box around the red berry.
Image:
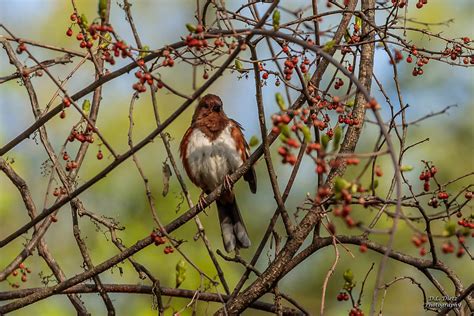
[359,243,368,253]
[96,150,103,160]
[375,165,383,177]
[66,28,73,37]
[262,72,269,80]
[423,181,430,192]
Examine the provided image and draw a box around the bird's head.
[192,94,227,124]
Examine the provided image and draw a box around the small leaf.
[346,99,355,107]
[234,59,244,73]
[344,29,351,43]
[249,135,259,147]
[321,134,330,150]
[335,177,351,193]
[139,45,151,59]
[98,0,107,18]
[185,23,196,33]
[80,14,89,29]
[82,99,91,114]
[304,72,311,83]
[371,179,379,190]
[442,221,456,237]
[275,92,286,110]
[333,126,343,151]
[323,40,335,52]
[355,16,362,30]
[301,125,312,143]
[280,124,291,138]
[175,259,186,288]
[400,165,414,172]
[343,269,354,283]
[99,32,112,49]
[272,9,281,31]
[162,161,172,197]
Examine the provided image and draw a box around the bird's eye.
[203,104,209,109]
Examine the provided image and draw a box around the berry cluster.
[335,269,365,316]
[53,186,67,197]
[150,231,175,254]
[349,307,364,316]
[15,42,27,54]
[333,192,356,228]
[419,164,437,192]
[415,0,428,9]
[9,262,31,288]
[457,217,474,230]
[67,13,113,51]
[163,246,174,254]
[337,112,360,126]
[150,231,167,246]
[334,78,345,90]
[411,233,428,256]
[441,240,465,258]
[391,0,407,9]
[67,127,95,144]
[337,292,350,301]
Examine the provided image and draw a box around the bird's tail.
[216,194,251,253]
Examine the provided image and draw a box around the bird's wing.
[230,120,257,193]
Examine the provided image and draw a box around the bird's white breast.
[186,125,243,191]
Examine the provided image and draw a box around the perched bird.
[180,94,257,252]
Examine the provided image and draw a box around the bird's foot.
[223,175,233,192]
[197,192,207,212]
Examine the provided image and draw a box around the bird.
[180,94,257,253]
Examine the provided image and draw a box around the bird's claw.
[223,175,233,192]
[197,192,207,212]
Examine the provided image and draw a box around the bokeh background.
[0,0,473,315]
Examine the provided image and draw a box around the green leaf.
[343,269,354,283]
[280,125,291,138]
[335,177,351,193]
[249,135,259,147]
[346,99,355,107]
[333,126,343,151]
[301,126,312,143]
[272,10,281,31]
[355,16,362,30]
[98,0,107,18]
[139,45,150,59]
[275,92,286,111]
[234,59,244,73]
[400,165,414,172]
[80,14,89,29]
[186,23,196,33]
[323,40,335,52]
[82,99,91,114]
[371,179,379,190]
[304,72,311,83]
[344,29,351,43]
[321,134,330,150]
[442,221,456,237]
[175,259,186,288]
